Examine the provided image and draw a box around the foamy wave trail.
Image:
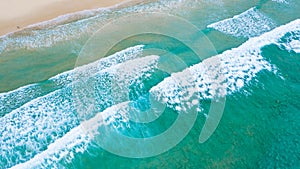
[0,0,201,53]
[282,39,300,53]
[11,18,300,169]
[152,19,300,110]
[207,7,276,38]
[276,30,300,53]
[272,0,289,4]
[1,55,159,168]
[0,45,144,117]
[9,101,137,169]
[74,55,160,120]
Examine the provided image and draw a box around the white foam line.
[272,0,289,4]
[9,101,131,169]
[1,55,159,169]
[9,125,91,169]
[0,44,144,96]
[279,37,300,53]
[284,39,300,53]
[10,19,300,169]
[49,44,145,83]
[0,0,209,53]
[207,7,276,38]
[0,0,134,39]
[0,45,144,116]
[152,19,300,111]
[0,0,201,53]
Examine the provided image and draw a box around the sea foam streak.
[1,55,159,168]
[0,0,200,53]
[207,7,276,38]
[10,101,137,169]
[272,0,289,4]
[153,19,300,109]
[277,30,300,53]
[10,19,300,169]
[282,39,300,53]
[0,45,144,117]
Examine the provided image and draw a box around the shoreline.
[0,0,132,36]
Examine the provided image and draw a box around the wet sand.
[0,0,129,36]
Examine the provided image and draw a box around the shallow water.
[0,0,300,168]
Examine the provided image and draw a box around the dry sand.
[0,0,129,36]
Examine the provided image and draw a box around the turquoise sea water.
[0,0,300,168]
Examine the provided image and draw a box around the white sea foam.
[283,39,300,53]
[1,55,159,169]
[9,101,132,169]
[0,0,200,53]
[272,0,289,4]
[9,19,300,169]
[0,0,228,54]
[207,7,276,38]
[9,126,91,169]
[277,31,300,53]
[152,19,300,110]
[11,98,164,168]
[50,44,145,84]
[0,45,144,117]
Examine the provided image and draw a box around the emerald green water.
[59,45,300,169]
[0,0,300,168]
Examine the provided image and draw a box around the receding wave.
[0,45,144,118]
[152,19,300,110]
[9,18,300,169]
[207,7,276,38]
[272,0,289,4]
[276,30,300,53]
[0,0,203,54]
[1,54,159,168]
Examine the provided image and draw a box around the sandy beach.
[0,0,129,36]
